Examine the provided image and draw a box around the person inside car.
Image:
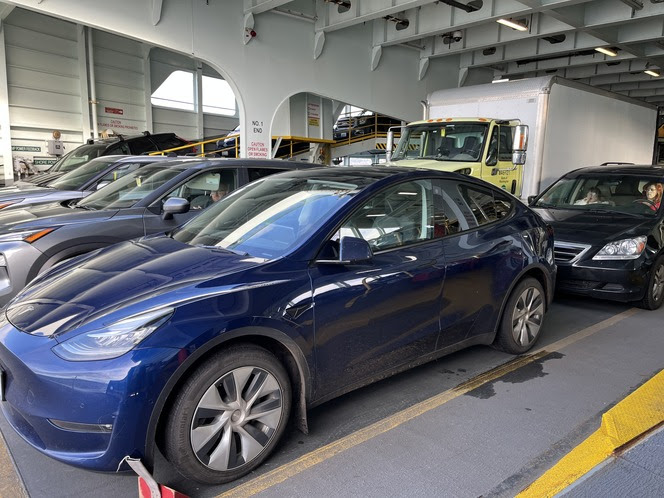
[574,187,608,205]
[191,185,229,210]
[641,181,663,211]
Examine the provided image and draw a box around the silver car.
[0,158,315,307]
[0,156,175,211]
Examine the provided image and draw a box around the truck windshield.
[535,174,663,217]
[392,123,489,162]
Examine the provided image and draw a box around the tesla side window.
[336,179,436,252]
[248,168,287,182]
[432,180,476,235]
[459,185,502,226]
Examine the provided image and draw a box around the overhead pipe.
[87,27,98,139]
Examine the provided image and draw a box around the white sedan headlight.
[52,307,174,361]
[593,236,647,260]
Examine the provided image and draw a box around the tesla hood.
[7,236,264,337]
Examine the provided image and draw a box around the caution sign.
[307,103,320,127]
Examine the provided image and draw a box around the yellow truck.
[387,117,528,195]
[387,76,657,199]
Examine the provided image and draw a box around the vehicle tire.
[494,277,546,354]
[164,345,291,484]
[638,256,664,310]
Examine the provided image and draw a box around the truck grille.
[554,242,591,264]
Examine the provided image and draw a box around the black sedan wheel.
[494,277,545,354]
[638,256,664,310]
[164,345,291,484]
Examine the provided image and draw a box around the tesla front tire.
[164,345,291,484]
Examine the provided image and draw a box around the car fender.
[490,262,554,341]
[144,324,312,471]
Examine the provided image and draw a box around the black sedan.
[530,164,664,309]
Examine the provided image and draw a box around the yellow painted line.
[518,368,664,498]
[0,429,28,497]
[218,307,639,498]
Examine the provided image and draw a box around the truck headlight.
[52,307,174,361]
[593,236,647,260]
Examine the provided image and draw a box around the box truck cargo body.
[389,76,657,198]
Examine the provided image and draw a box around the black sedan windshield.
[173,176,360,259]
[535,174,664,216]
[78,166,182,210]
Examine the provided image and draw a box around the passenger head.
[586,187,602,203]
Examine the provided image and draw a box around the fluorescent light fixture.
[644,69,660,77]
[496,18,528,31]
[595,47,617,57]
[492,78,510,83]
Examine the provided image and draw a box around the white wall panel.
[5,45,78,78]
[9,107,81,130]
[7,66,79,95]
[9,86,81,113]
[152,107,197,140]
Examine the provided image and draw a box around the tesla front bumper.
[0,318,180,471]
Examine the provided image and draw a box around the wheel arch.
[145,326,312,470]
[490,263,553,341]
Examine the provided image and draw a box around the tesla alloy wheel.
[164,345,291,484]
[494,277,545,354]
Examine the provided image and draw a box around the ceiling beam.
[244,0,294,15]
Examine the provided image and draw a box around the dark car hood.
[533,207,653,245]
[19,172,65,186]
[0,201,116,230]
[6,236,266,337]
[0,184,54,202]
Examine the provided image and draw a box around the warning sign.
[307,103,320,127]
[247,141,269,158]
[105,106,124,115]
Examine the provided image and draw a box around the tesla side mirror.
[318,236,373,265]
[162,197,190,220]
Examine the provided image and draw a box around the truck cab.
[388,118,526,195]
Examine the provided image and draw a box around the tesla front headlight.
[0,227,58,243]
[593,236,647,260]
[52,307,174,361]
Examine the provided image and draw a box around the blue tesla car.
[0,167,555,484]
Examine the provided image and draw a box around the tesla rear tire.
[164,345,291,484]
[494,277,545,354]
[638,256,664,310]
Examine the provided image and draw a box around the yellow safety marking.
[518,368,664,498]
[218,308,639,498]
[0,430,28,497]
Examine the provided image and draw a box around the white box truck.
[388,76,658,198]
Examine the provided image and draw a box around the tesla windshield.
[535,174,663,216]
[392,123,488,162]
[77,166,182,210]
[173,176,361,259]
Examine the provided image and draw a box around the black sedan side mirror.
[527,195,537,206]
[318,236,373,265]
[162,197,190,220]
